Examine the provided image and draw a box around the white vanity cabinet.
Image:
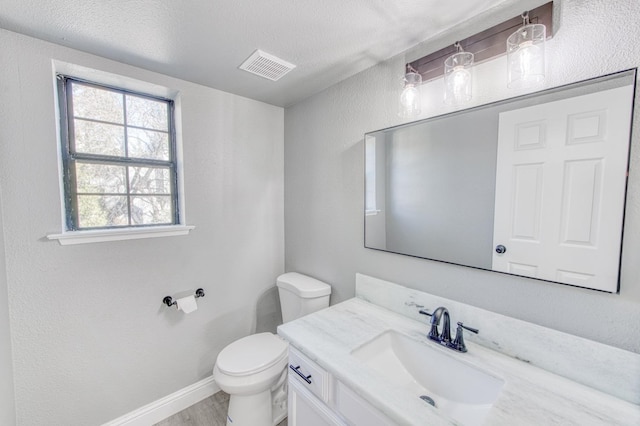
[288,378,344,426]
[334,381,392,426]
[287,347,393,426]
[280,281,640,426]
[287,346,343,426]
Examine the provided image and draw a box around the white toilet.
[213,272,331,426]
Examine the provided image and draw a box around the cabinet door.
[288,378,345,426]
[335,381,394,426]
[289,347,328,401]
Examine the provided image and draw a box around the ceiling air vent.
[239,49,296,81]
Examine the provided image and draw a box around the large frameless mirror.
[365,69,636,292]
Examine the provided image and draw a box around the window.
[57,76,179,231]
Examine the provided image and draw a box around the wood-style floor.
[154,391,288,426]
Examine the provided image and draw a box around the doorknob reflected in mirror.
[495,245,506,254]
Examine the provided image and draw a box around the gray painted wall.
[384,112,497,268]
[284,0,640,354]
[0,183,15,426]
[0,29,284,425]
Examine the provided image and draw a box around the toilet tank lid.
[277,272,331,298]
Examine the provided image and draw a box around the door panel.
[493,85,633,292]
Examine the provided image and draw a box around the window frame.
[56,74,180,231]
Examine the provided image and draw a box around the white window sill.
[365,209,382,216]
[47,225,195,245]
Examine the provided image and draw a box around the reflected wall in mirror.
[364,69,637,293]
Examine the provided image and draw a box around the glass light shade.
[507,23,546,89]
[444,51,474,105]
[399,71,422,118]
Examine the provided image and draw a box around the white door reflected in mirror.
[493,85,633,292]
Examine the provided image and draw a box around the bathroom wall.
[384,113,497,268]
[0,184,15,426]
[0,29,284,425]
[284,0,640,354]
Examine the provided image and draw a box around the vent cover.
[239,49,296,81]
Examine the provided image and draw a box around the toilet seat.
[216,332,288,377]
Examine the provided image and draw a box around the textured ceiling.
[1,0,528,107]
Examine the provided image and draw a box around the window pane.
[77,195,129,228]
[127,128,169,160]
[74,119,125,156]
[76,163,127,193]
[126,95,168,130]
[129,166,171,194]
[131,196,172,225]
[72,83,124,124]
[60,76,179,230]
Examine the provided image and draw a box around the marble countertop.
[278,297,640,425]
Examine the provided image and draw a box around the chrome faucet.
[419,307,451,344]
[419,307,478,352]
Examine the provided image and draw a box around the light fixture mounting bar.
[408,1,553,83]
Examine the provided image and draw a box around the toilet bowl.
[213,333,289,426]
[213,272,331,426]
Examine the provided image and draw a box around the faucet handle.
[448,321,478,352]
[419,309,442,342]
[459,322,479,334]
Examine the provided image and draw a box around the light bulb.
[400,85,420,116]
[444,50,473,105]
[399,71,422,118]
[511,41,544,86]
[445,66,472,105]
[507,23,546,89]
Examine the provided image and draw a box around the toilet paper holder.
[163,288,205,308]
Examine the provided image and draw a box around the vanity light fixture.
[444,42,474,105]
[399,64,422,118]
[506,11,546,89]
[403,2,553,109]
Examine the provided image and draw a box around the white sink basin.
[351,330,504,426]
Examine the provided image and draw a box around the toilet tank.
[277,272,331,323]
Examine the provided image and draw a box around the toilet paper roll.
[176,295,198,313]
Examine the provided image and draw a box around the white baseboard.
[103,376,220,426]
